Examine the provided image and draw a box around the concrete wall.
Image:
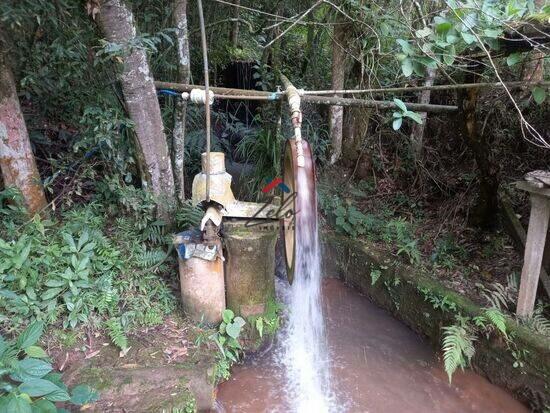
[322,232,550,411]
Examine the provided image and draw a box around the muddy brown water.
[216,277,528,413]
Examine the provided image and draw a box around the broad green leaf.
[17,321,44,349]
[233,316,245,328]
[404,111,423,124]
[44,388,70,402]
[392,117,403,131]
[19,378,60,397]
[70,384,99,405]
[225,320,244,339]
[62,233,76,252]
[443,45,456,65]
[30,399,56,413]
[16,358,52,378]
[222,309,234,324]
[461,32,476,44]
[436,22,452,34]
[483,28,502,39]
[41,288,62,300]
[44,279,65,288]
[5,395,32,413]
[24,346,48,359]
[401,58,413,77]
[434,17,452,34]
[532,87,546,104]
[506,52,522,66]
[393,98,407,112]
[396,39,414,55]
[415,27,432,38]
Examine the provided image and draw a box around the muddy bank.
[322,232,550,411]
[57,316,217,412]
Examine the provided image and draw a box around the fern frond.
[526,304,550,336]
[484,308,507,338]
[442,323,477,382]
[136,249,166,269]
[105,318,128,350]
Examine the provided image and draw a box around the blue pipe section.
[157,89,182,97]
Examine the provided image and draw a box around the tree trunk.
[329,23,347,165]
[173,0,190,203]
[410,67,436,159]
[458,67,499,228]
[0,44,48,215]
[230,0,240,48]
[97,0,175,218]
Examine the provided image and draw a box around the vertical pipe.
[197,0,211,202]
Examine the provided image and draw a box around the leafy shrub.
[431,235,467,269]
[0,188,176,347]
[0,320,99,411]
[209,310,246,382]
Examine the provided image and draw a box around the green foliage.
[442,307,509,382]
[370,269,382,286]
[210,310,246,382]
[524,303,550,337]
[104,319,129,352]
[431,235,467,269]
[477,273,518,310]
[236,129,282,199]
[0,321,99,411]
[419,288,458,313]
[0,187,176,348]
[391,98,423,130]
[442,318,477,382]
[253,300,283,339]
[396,0,542,77]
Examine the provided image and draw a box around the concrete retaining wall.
[322,232,550,411]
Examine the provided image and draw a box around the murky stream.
[216,277,528,413]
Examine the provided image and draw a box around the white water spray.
[280,165,333,411]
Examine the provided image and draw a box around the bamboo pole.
[304,81,550,95]
[302,95,458,113]
[154,81,458,113]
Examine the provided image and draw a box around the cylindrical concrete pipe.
[175,231,226,324]
[223,219,278,317]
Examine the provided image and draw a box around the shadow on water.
[216,277,529,413]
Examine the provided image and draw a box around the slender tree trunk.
[0,41,48,215]
[329,23,347,164]
[97,0,175,218]
[458,67,499,228]
[410,1,436,160]
[230,0,240,47]
[410,67,435,159]
[173,0,190,203]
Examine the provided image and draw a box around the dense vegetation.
[0,0,549,408]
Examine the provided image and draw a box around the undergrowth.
[0,182,200,350]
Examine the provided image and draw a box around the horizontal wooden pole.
[304,81,550,96]
[301,95,457,113]
[155,81,458,113]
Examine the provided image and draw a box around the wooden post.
[517,193,550,318]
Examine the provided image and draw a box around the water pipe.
[281,74,305,168]
[197,0,211,203]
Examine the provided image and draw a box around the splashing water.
[280,164,333,411]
